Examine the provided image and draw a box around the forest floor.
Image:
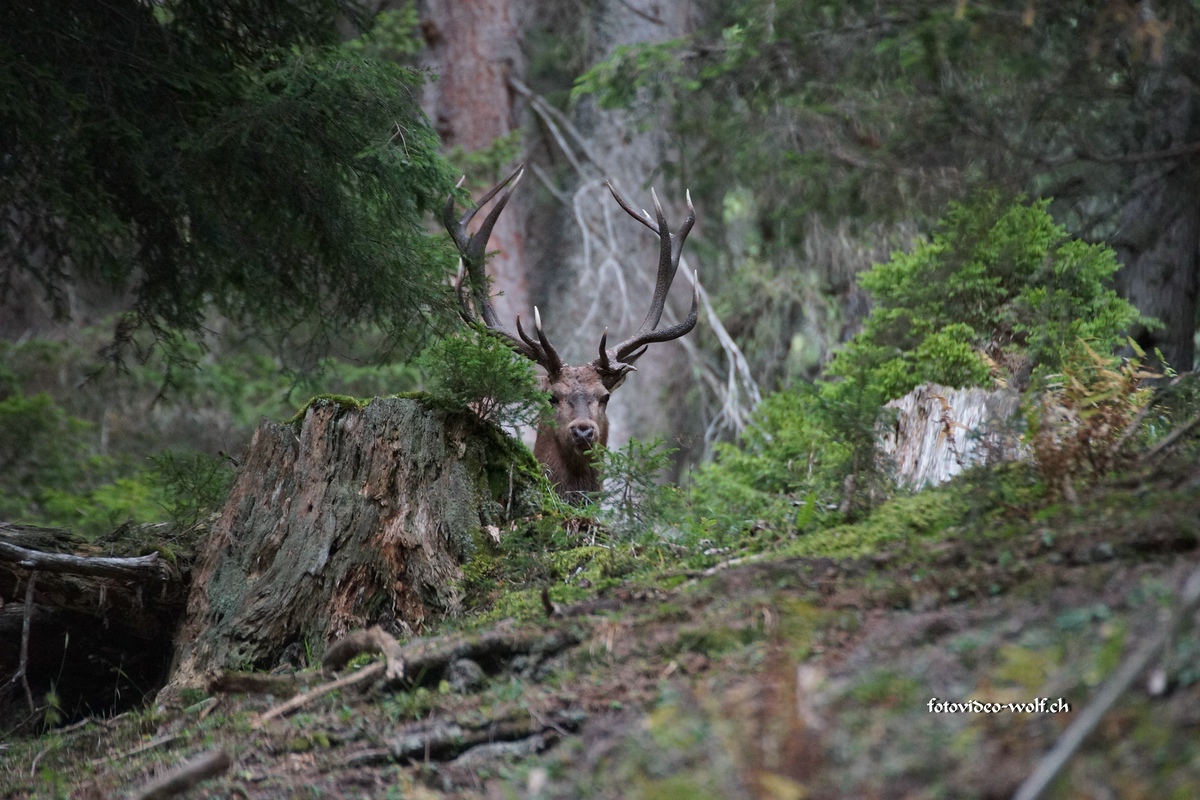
[3,462,1199,800]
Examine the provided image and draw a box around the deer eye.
[599,393,610,404]
[548,395,561,405]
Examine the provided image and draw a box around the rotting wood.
[387,627,581,686]
[386,707,585,763]
[12,571,36,713]
[1,524,186,728]
[878,384,1024,489]
[220,624,582,730]
[130,748,231,800]
[165,397,538,698]
[116,733,182,761]
[207,672,308,696]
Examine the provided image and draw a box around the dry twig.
[130,748,231,800]
[253,662,385,729]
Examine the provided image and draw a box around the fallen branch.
[387,708,584,763]
[543,587,630,619]
[1013,563,1200,800]
[208,672,306,696]
[253,662,384,729]
[0,540,165,581]
[239,625,581,727]
[116,733,182,761]
[131,748,231,800]
[393,628,581,683]
[12,572,36,713]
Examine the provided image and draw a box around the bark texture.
[166,397,533,693]
[417,0,529,326]
[1113,74,1200,371]
[1114,166,1200,371]
[418,0,705,465]
[878,384,1025,489]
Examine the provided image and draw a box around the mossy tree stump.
[167,397,535,692]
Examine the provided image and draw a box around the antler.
[444,165,564,375]
[595,181,700,387]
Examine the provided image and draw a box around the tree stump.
[166,397,535,693]
[878,384,1026,489]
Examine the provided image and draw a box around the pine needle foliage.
[832,193,1151,401]
[0,1,457,364]
[689,194,1152,528]
[417,328,550,434]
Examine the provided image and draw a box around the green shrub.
[838,193,1149,401]
[416,327,549,432]
[0,390,94,522]
[687,388,842,538]
[687,194,1151,531]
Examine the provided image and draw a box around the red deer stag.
[444,166,698,501]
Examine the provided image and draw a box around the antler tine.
[533,307,564,374]
[618,269,699,366]
[453,259,474,324]
[606,180,660,235]
[446,166,565,373]
[600,184,699,367]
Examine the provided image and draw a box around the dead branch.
[0,539,166,581]
[506,78,763,444]
[116,734,182,761]
[130,748,231,800]
[387,707,584,763]
[395,627,581,683]
[208,672,307,696]
[240,626,580,727]
[1013,563,1200,800]
[1141,414,1200,462]
[253,662,385,729]
[12,572,35,712]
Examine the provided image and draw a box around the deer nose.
[570,422,597,446]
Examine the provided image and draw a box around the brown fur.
[533,366,613,501]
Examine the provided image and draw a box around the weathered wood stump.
[166,396,535,694]
[878,384,1026,489]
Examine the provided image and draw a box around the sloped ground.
[2,467,1199,800]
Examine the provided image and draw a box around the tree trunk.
[1113,74,1200,372]
[417,0,529,326]
[164,397,534,695]
[520,0,702,468]
[1114,166,1200,372]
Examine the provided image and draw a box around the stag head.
[444,166,698,501]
